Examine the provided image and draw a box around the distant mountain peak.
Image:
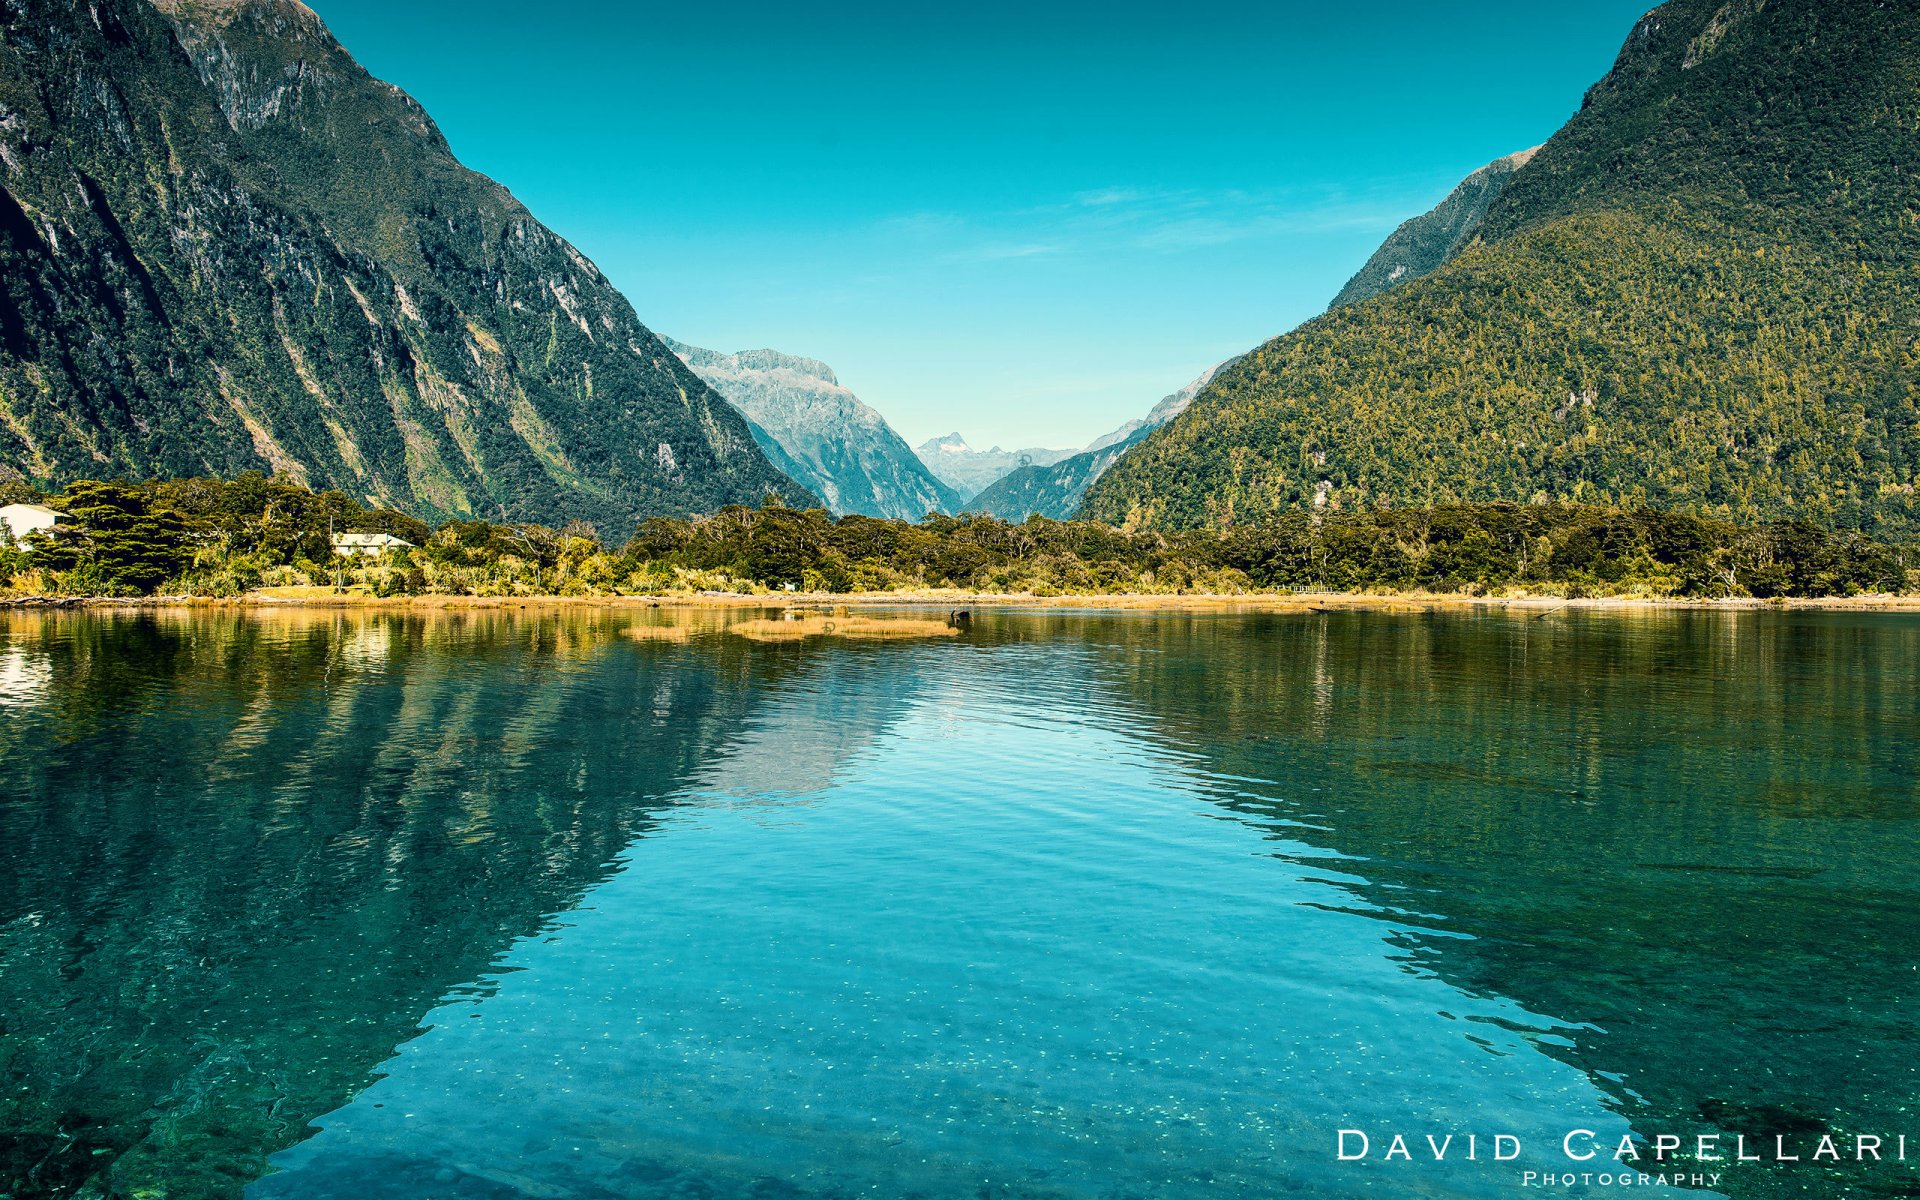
[911,434,1075,502]
[730,349,839,386]
[668,338,961,520]
[974,359,1240,521]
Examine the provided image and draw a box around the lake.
[1,606,1916,1199]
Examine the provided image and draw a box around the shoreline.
[5,589,1920,614]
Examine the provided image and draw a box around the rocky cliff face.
[665,339,962,520]
[0,0,807,535]
[1329,148,1539,309]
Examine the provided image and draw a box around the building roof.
[331,532,414,547]
[0,503,68,519]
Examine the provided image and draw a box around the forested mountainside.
[1002,147,1530,522]
[914,433,1074,501]
[0,0,806,536]
[665,338,962,520]
[1085,0,1920,535]
[972,361,1234,520]
[1330,147,1539,308]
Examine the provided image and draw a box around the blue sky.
[308,0,1653,449]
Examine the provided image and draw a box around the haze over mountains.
[683,129,1543,527]
[964,141,1556,522]
[0,0,807,536]
[912,435,1075,503]
[967,141,1553,524]
[664,338,962,521]
[1086,0,1920,535]
[969,362,1235,520]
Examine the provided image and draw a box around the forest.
[1,474,1911,601]
[1084,0,1920,536]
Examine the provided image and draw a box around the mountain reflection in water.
[1,607,1914,1199]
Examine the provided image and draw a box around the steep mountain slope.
[967,434,1143,522]
[983,150,1530,523]
[1085,0,1920,534]
[1330,147,1539,308]
[664,338,962,520]
[914,434,1074,502]
[972,361,1234,520]
[0,0,806,535]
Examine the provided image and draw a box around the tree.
[0,528,29,583]
[0,479,41,506]
[35,481,194,595]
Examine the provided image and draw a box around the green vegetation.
[4,475,1913,600]
[1085,0,1920,536]
[0,0,804,537]
[1327,148,1535,310]
[20,481,195,595]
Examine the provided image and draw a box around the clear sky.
[305,0,1654,450]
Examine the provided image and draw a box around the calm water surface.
[1,607,1916,1199]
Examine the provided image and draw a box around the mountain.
[663,338,963,521]
[1085,0,1920,535]
[971,361,1234,520]
[977,149,1530,524]
[1076,363,1230,458]
[914,434,1075,502]
[1329,147,1540,309]
[0,0,808,537]
[968,435,1144,523]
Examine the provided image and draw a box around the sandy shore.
[5,588,1920,614]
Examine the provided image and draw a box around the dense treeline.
[2,475,1912,600]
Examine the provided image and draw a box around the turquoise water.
[1,608,1916,1198]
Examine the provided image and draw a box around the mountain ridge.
[913,434,1074,502]
[0,0,810,535]
[971,361,1236,520]
[665,338,962,520]
[1084,0,1920,534]
[1329,146,1540,309]
[983,144,1538,523]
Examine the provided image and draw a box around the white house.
[331,532,414,558]
[0,503,68,545]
